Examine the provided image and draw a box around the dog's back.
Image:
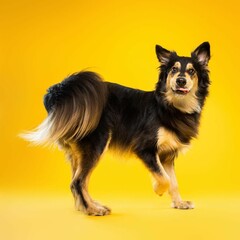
[103,82,158,151]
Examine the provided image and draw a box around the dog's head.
[155,42,210,113]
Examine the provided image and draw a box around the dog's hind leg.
[61,132,111,216]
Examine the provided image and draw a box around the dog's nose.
[176,78,187,87]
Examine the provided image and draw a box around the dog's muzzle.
[173,77,190,94]
[176,77,186,87]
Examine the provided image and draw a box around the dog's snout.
[176,78,187,87]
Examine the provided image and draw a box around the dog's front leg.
[163,159,194,209]
[136,151,171,196]
[151,155,171,196]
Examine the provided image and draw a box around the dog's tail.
[20,71,108,146]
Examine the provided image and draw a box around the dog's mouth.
[172,87,190,95]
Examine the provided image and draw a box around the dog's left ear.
[192,42,211,66]
[155,45,171,65]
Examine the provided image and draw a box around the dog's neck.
[155,94,201,144]
[164,91,201,114]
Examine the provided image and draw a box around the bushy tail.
[20,71,108,145]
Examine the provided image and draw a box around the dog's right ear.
[155,45,171,65]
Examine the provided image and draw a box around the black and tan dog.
[22,42,210,216]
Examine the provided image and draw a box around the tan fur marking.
[163,161,181,203]
[186,63,194,71]
[185,63,198,81]
[103,132,112,154]
[69,143,82,174]
[172,61,181,71]
[165,62,200,113]
[157,127,189,154]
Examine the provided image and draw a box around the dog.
[21,42,210,216]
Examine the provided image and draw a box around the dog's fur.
[21,42,211,216]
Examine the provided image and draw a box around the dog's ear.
[155,45,171,65]
[192,42,210,66]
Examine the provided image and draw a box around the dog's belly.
[157,127,190,154]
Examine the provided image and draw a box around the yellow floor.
[1,192,239,240]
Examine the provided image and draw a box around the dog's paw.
[171,201,194,210]
[84,203,111,216]
[153,179,170,196]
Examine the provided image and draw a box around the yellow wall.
[1,0,240,197]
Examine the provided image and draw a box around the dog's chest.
[157,127,189,153]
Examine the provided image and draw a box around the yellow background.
[1,0,240,239]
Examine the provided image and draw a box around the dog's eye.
[188,69,195,75]
[171,67,178,74]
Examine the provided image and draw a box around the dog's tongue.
[177,88,189,94]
